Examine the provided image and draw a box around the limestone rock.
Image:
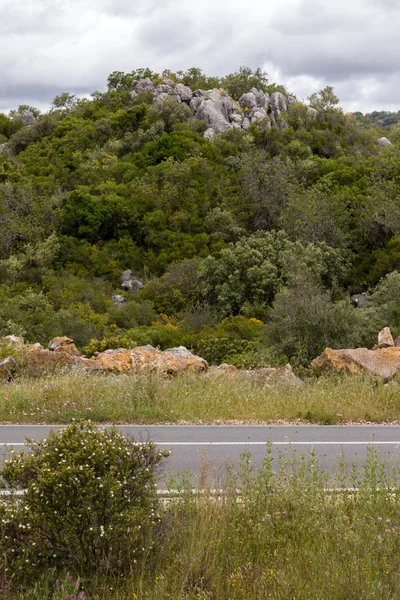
[162,346,208,374]
[242,118,251,130]
[48,336,81,356]
[130,345,160,372]
[88,348,133,374]
[195,90,234,133]
[111,294,125,306]
[378,327,394,348]
[174,83,193,102]
[229,112,242,124]
[377,137,392,147]
[271,92,288,119]
[251,108,267,123]
[190,97,202,112]
[152,92,169,105]
[131,345,208,375]
[239,92,257,110]
[204,127,215,140]
[121,270,143,292]
[19,110,36,126]
[130,78,154,98]
[312,347,400,378]
[307,107,318,118]
[155,80,174,95]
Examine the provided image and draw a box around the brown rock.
[88,349,133,374]
[131,345,160,373]
[312,347,400,378]
[162,347,208,374]
[378,327,394,349]
[48,336,81,356]
[24,344,81,375]
[395,336,400,348]
[131,345,208,375]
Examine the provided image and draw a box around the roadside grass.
[10,447,400,599]
[0,370,400,424]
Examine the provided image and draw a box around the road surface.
[2,424,400,486]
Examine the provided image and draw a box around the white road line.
[1,441,400,447]
[156,441,400,446]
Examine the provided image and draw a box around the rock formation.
[312,327,400,379]
[0,336,298,383]
[130,78,301,138]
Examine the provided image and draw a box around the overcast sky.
[1,0,399,114]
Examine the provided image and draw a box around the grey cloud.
[0,0,399,114]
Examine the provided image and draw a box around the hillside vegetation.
[1,66,400,369]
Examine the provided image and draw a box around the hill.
[0,66,400,369]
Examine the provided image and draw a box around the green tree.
[308,86,340,111]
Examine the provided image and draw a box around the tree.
[222,66,269,99]
[308,86,340,111]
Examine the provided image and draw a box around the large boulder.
[174,83,193,102]
[271,92,288,120]
[312,347,400,379]
[86,349,133,374]
[195,90,235,133]
[131,345,208,375]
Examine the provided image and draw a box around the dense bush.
[0,422,168,581]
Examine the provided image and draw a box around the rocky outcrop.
[86,348,133,374]
[130,345,208,375]
[130,78,297,137]
[0,336,300,383]
[121,270,143,292]
[312,328,400,379]
[19,110,36,126]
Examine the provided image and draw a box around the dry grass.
[0,370,399,424]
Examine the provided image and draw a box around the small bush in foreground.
[0,422,168,583]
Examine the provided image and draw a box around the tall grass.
[10,447,400,599]
[0,371,399,424]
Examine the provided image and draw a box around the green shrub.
[0,422,168,582]
[196,336,256,365]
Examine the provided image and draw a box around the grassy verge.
[0,371,399,424]
[10,447,400,599]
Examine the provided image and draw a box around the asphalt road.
[2,424,400,486]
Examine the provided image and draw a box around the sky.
[1,0,399,115]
